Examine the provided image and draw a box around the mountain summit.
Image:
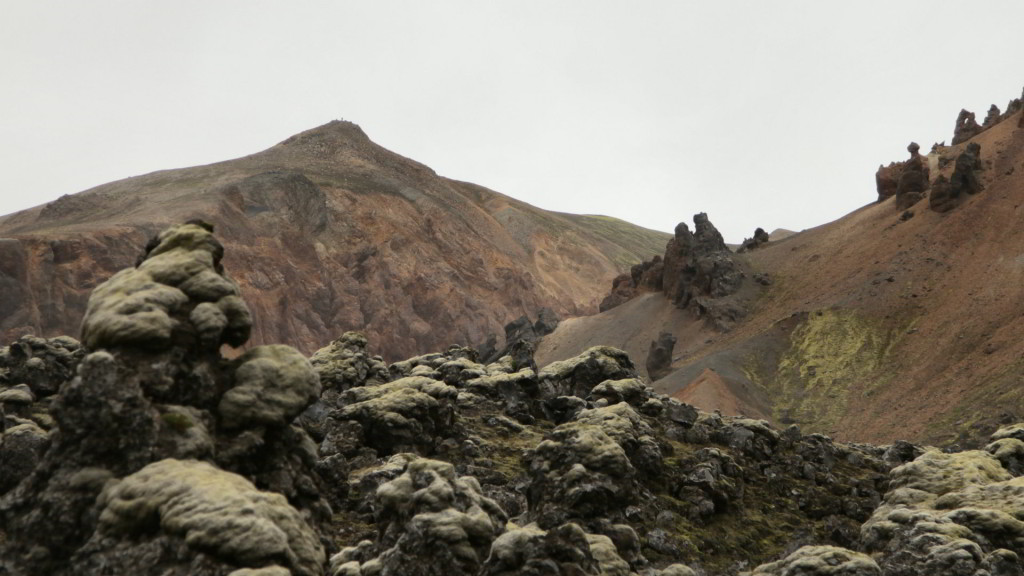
[0,121,668,360]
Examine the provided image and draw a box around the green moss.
[160,412,194,433]
[765,309,910,431]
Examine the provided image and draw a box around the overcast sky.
[3,2,1022,242]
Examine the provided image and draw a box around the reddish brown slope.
[540,109,1024,446]
[0,121,669,360]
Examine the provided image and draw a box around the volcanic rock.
[745,546,880,575]
[600,213,748,330]
[895,142,930,211]
[875,161,903,202]
[859,433,1024,575]
[485,308,561,364]
[984,104,1002,127]
[0,222,330,576]
[953,109,984,145]
[737,228,770,253]
[930,141,984,213]
[646,332,677,382]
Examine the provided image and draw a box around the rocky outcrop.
[953,109,984,145]
[876,142,931,209]
[950,89,1024,145]
[895,142,930,210]
[930,142,984,213]
[645,332,676,382]
[745,546,880,576]
[875,161,903,202]
[484,308,560,363]
[600,213,749,330]
[737,228,770,253]
[0,222,330,576]
[599,258,664,312]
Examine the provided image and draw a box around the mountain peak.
[276,120,371,151]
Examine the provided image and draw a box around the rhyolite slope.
[0,120,669,361]
[538,101,1024,448]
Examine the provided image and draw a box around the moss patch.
[762,309,910,432]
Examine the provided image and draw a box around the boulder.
[330,456,507,576]
[88,458,325,576]
[860,442,1024,575]
[646,332,677,381]
[745,545,880,575]
[737,227,770,253]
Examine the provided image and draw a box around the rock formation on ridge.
[600,213,749,331]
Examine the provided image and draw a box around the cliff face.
[0,121,669,360]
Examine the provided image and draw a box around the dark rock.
[984,104,1002,127]
[485,309,560,363]
[951,141,985,195]
[599,272,638,312]
[875,161,903,201]
[645,332,677,381]
[330,456,507,576]
[930,142,984,213]
[533,307,560,337]
[928,175,957,213]
[737,228,770,253]
[0,223,329,576]
[953,109,983,145]
[895,142,930,211]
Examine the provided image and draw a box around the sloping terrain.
[540,107,1024,447]
[0,121,668,360]
[5,222,1023,576]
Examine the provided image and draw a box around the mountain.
[538,98,1024,447]
[5,221,1020,576]
[0,121,668,360]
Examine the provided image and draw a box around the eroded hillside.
[0,121,668,361]
[4,222,1023,576]
[539,97,1024,447]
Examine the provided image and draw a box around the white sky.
[2,1,1022,242]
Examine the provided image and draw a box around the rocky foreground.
[1,222,1023,575]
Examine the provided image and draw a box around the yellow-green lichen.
[768,309,909,431]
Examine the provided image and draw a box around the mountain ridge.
[0,120,669,361]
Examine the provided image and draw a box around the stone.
[481,522,600,576]
[333,376,458,455]
[218,345,321,429]
[876,161,903,201]
[335,456,507,576]
[94,458,325,576]
[953,109,983,145]
[537,346,637,401]
[895,142,930,211]
[860,448,1024,575]
[646,332,677,381]
[81,222,251,351]
[737,227,770,253]
[951,142,985,196]
[0,222,330,576]
[0,422,49,494]
[745,545,880,575]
